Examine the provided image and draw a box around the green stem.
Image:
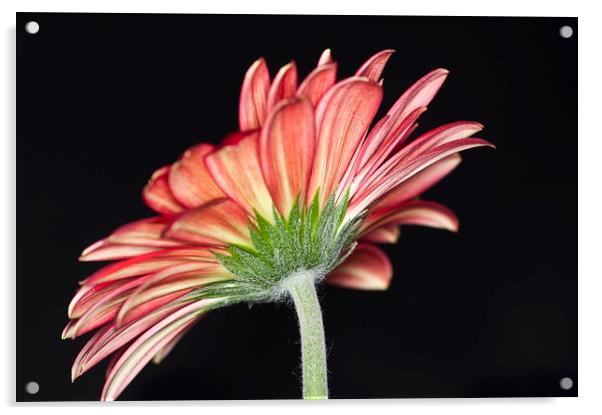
[286,271,329,399]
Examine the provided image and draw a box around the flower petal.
[385,68,449,132]
[239,58,270,131]
[63,276,153,339]
[104,218,183,248]
[153,320,196,364]
[101,299,217,400]
[348,138,494,218]
[142,166,185,216]
[372,154,462,211]
[393,121,484,163]
[81,247,219,286]
[362,200,459,236]
[71,299,193,380]
[297,63,337,107]
[79,244,158,262]
[165,198,252,247]
[326,243,393,290]
[307,77,383,205]
[205,132,274,219]
[355,49,395,82]
[259,97,315,215]
[168,143,225,208]
[360,224,400,244]
[318,48,333,65]
[267,62,298,111]
[115,262,230,327]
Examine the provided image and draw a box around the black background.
[16,13,577,401]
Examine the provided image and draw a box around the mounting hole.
[559,377,573,390]
[25,381,39,395]
[559,25,573,39]
[25,21,40,35]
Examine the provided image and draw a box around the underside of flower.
[63,48,494,401]
[214,193,361,302]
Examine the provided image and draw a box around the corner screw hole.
[25,381,39,395]
[25,21,40,34]
[559,377,573,390]
[559,25,573,39]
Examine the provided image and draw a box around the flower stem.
[286,271,329,399]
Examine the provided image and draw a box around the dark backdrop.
[16,13,577,401]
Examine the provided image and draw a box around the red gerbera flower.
[63,49,494,400]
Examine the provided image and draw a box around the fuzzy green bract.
[197,192,362,302]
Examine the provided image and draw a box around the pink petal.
[267,62,298,111]
[348,138,494,218]
[351,107,426,194]
[153,320,196,364]
[325,243,393,290]
[81,247,219,285]
[79,244,159,262]
[362,200,459,236]
[104,217,183,248]
[317,48,333,65]
[259,97,315,215]
[71,323,114,381]
[101,299,217,400]
[71,299,193,380]
[142,166,185,216]
[168,143,225,208]
[115,262,229,327]
[205,132,274,219]
[355,49,395,82]
[360,224,400,244]
[239,58,270,131]
[393,121,484,164]
[307,77,383,205]
[385,68,449,132]
[165,198,251,247]
[372,154,462,211]
[69,276,149,320]
[297,63,337,107]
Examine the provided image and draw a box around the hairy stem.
[285,271,329,399]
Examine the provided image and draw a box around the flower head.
[64,49,493,400]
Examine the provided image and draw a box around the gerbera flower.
[63,49,493,400]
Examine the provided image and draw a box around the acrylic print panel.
[16,13,577,401]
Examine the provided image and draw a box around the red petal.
[205,132,274,219]
[355,49,395,82]
[362,200,459,236]
[372,154,462,211]
[326,243,393,290]
[360,224,400,244]
[165,198,251,247]
[307,77,383,205]
[239,58,270,131]
[297,63,337,107]
[115,262,230,326]
[101,299,216,400]
[349,138,494,218]
[168,143,225,208]
[106,218,181,247]
[385,68,449,132]
[142,166,185,216]
[79,244,159,262]
[81,247,219,285]
[393,121,484,163]
[267,62,298,111]
[259,97,315,215]
[71,299,194,380]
